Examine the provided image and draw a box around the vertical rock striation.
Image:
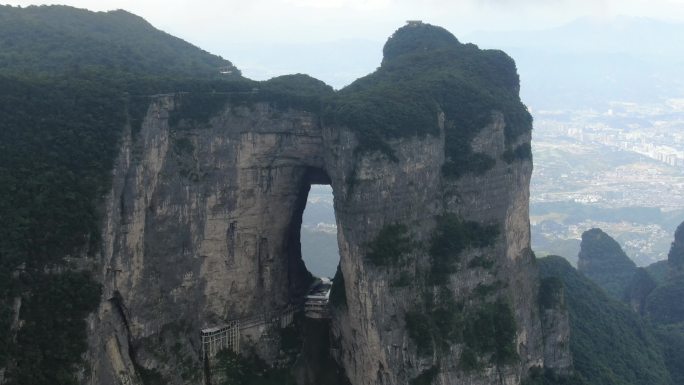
[325,112,545,385]
[85,22,570,385]
[87,98,326,384]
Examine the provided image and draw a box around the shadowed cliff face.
[85,23,568,385]
[643,221,684,326]
[668,221,684,277]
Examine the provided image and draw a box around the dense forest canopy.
[563,222,684,385]
[326,22,532,174]
[577,228,637,299]
[538,256,672,385]
[0,5,238,78]
[0,5,244,384]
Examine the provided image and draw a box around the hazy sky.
[6,0,684,85]
[7,0,684,44]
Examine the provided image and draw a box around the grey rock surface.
[84,95,570,384]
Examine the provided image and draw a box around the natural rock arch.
[86,23,570,385]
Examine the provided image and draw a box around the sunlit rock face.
[85,23,569,385]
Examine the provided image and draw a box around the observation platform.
[304,277,332,319]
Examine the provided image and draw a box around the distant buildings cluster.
[565,125,684,167]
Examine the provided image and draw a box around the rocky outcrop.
[668,221,684,278]
[538,277,572,375]
[577,228,637,299]
[84,24,570,385]
[325,112,545,385]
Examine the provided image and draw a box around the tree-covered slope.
[667,221,684,276]
[325,22,532,175]
[0,72,136,385]
[643,220,684,325]
[623,267,657,314]
[641,221,684,384]
[654,326,684,385]
[0,75,334,385]
[0,6,244,384]
[538,256,671,385]
[0,5,340,383]
[577,228,637,299]
[0,4,238,78]
[645,275,684,325]
[646,260,669,284]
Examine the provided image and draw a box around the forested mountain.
[539,221,684,385]
[328,22,532,174]
[0,5,245,384]
[623,267,657,313]
[577,228,637,299]
[538,256,671,385]
[642,222,684,384]
[666,222,684,276]
[0,5,238,78]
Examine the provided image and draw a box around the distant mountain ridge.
[467,17,684,109]
[469,17,684,56]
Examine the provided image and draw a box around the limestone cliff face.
[538,278,572,375]
[84,25,571,385]
[84,97,568,385]
[87,98,324,384]
[325,113,544,385]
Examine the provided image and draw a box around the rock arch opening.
[282,167,350,384]
[285,167,340,301]
[301,184,340,279]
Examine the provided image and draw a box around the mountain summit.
[0,5,238,78]
[577,228,637,298]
